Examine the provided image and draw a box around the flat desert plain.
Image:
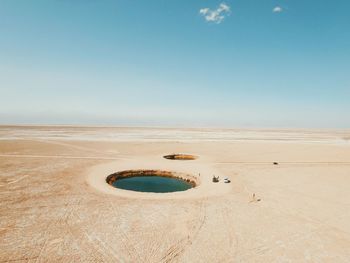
[1,126,350,262]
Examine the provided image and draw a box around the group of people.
[212,175,230,183]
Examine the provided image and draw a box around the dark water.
[112,176,192,193]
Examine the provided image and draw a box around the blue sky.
[0,0,349,128]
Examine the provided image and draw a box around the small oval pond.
[112,175,192,193]
[163,154,197,160]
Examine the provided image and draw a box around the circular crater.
[163,154,198,160]
[106,170,198,193]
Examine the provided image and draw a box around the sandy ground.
[1,126,350,262]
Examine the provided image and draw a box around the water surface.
[112,175,192,193]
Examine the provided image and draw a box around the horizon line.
[0,123,349,131]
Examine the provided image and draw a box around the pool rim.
[106,169,198,193]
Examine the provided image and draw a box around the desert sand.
[1,126,350,262]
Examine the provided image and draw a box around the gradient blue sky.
[0,0,349,128]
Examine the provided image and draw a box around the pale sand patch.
[86,155,232,200]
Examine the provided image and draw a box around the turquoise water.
[112,175,192,193]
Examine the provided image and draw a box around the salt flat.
[1,126,350,262]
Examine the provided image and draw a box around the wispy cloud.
[273,6,283,13]
[199,3,231,24]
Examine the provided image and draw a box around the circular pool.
[106,170,197,193]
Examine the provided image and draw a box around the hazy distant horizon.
[1,116,350,130]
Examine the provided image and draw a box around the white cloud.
[273,6,283,13]
[199,8,209,15]
[199,3,231,24]
[218,3,230,12]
